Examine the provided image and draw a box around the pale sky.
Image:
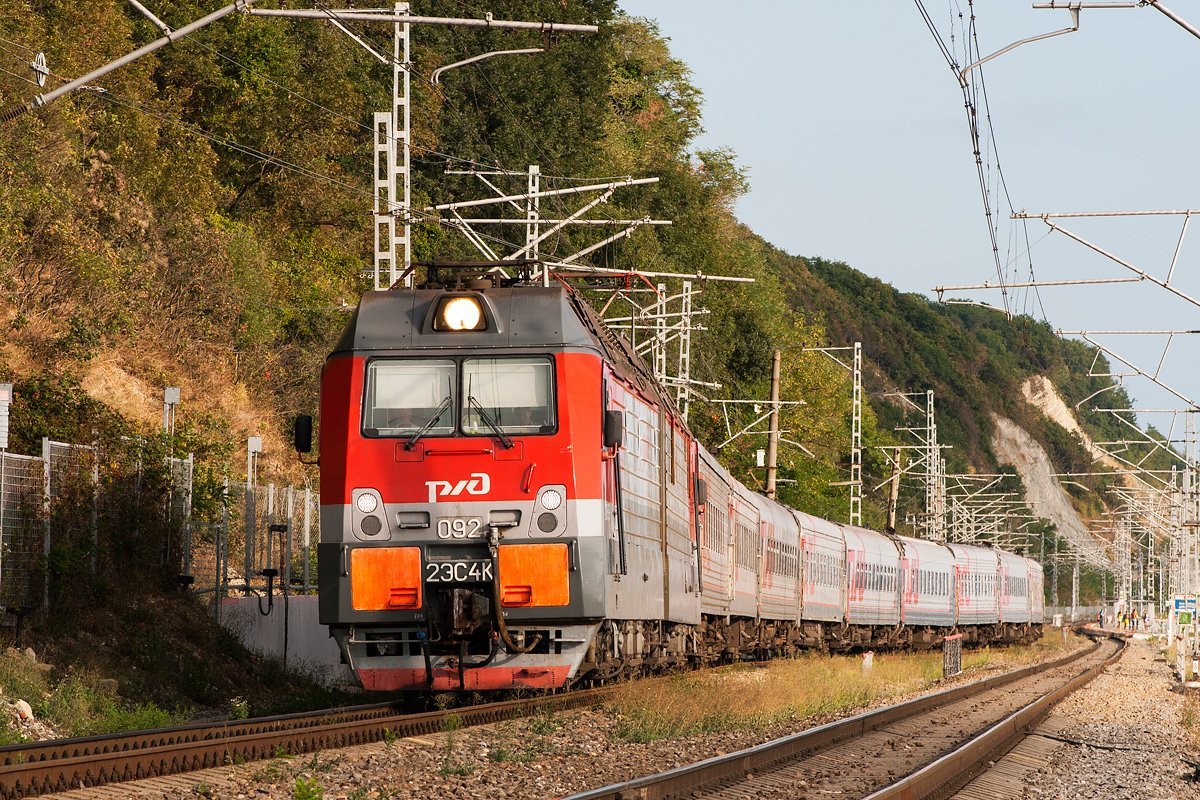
[619,1,1200,436]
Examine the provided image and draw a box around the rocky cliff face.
[990,413,1107,562]
[1021,376,1135,488]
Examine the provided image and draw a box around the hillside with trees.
[0,0,1158,601]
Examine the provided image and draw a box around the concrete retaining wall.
[220,595,356,687]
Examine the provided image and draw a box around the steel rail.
[864,632,1126,800]
[0,688,604,798]
[563,634,1111,800]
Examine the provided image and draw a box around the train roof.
[842,524,903,559]
[896,534,956,564]
[334,284,671,407]
[331,286,600,354]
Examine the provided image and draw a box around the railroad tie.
[950,715,1073,800]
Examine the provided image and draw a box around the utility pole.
[677,281,695,419]
[526,164,541,269]
[765,349,781,500]
[886,447,902,533]
[925,390,945,541]
[654,283,668,385]
[388,1,412,290]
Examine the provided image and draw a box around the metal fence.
[0,434,319,621]
[0,451,42,610]
[0,437,197,613]
[1046,605,1103,624]
[187,480,320,621]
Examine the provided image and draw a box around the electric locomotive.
[302,270,1044,692]
[307,275,631,690]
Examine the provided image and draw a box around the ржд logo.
[425,472,490,502]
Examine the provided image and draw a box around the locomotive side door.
[601,372,624,579]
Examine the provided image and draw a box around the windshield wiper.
[404,395,452,451]
[468,395,514,450]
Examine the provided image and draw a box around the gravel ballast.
[1022,636,1200,800]
[44,638,1100,799]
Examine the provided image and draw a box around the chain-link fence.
[0,437,198,614]
[188,480,320,621]
[0,452,42,610]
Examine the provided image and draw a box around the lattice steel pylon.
[925,391,938,539]
[653,283,668,384]
[525,165,540,265]
[803,343,864,525]
[850,342,862,526]
[1116,515,1133,603]
[371,2,412,291]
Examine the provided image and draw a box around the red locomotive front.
[315,284,612,690]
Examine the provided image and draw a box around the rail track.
[566,630,1123,800]
[2,635,1111,799]
[0,688,605,798]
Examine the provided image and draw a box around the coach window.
[363,359,455,436]
[462,357,556,435]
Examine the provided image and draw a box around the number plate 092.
[425,560,494,583]
[436,516,485,540]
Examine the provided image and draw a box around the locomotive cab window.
[462,357,556,435]
[363,359,455,436]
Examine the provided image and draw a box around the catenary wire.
[0,18,664,271]
[967,5,1047,322]
[183,2,640,261]
[916,0,1011,317]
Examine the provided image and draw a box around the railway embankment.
[45,632,1089,799]
[0,592,361,748]
[1020,637,1200,800]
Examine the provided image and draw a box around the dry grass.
[607,630,1087,742]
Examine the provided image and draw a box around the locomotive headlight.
[540,489,563,510]
[435,296,485,331]
[356,493,379,514]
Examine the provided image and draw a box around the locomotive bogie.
[348,621,603,691]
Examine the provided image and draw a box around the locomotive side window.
[363,359,455,435]
[462,357,556,435]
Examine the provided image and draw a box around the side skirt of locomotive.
[339,623,602,691]
[338,615,1044,691]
